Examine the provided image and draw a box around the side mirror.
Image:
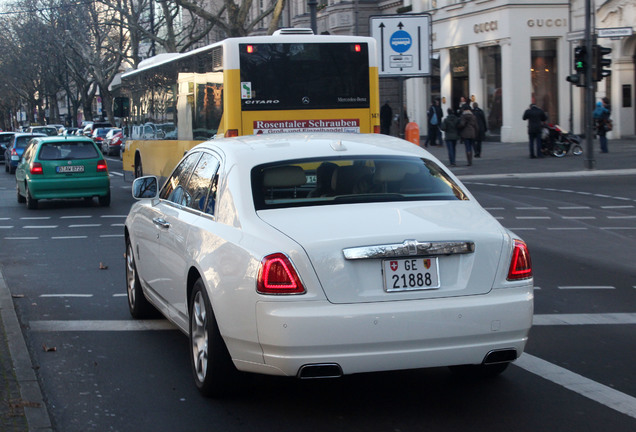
[132,176,158,199]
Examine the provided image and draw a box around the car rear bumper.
[248,285,533,377]
[28,177,110,199]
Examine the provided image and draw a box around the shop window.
[531,39,558,124]
[480,45,502,136]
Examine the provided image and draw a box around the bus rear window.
[240,43,370,111]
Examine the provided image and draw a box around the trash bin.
[405,122,419,146]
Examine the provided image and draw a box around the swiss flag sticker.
[390,261,398,271]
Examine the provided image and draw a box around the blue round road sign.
[390,30,412,53]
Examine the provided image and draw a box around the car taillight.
[96,159,108,172]
[30,162,43,175]
[507,240,532,281]
[11,148,18,156]
[257,253,305,295]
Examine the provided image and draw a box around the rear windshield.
[38,142,99,160]
[240,42,370,111]
[16,136,39,148]
[0,134,14,144]
[252,156,468,210]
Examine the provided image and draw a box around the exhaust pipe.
[297,363,343,379]
[482,349,517,365]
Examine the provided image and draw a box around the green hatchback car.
[16,136,111,209]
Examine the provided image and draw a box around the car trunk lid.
[258,201,507,304]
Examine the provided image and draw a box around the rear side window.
[252,156,468,210]
[16,136,36,148]
[38,142,99,160]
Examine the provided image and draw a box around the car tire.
[449,362,509,378]
[125,239,155,319]
[17,186,25,203]
[26,186,38,209]
[99,191,111,207]
[189,278,237,397]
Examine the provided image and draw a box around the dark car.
[4,133,46,174]
[0,132,16,164]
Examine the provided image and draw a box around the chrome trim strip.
[343,240,475,260]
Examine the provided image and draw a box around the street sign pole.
[584,0,595,170]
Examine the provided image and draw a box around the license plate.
[383,257,440,292]
[56,165,84,173]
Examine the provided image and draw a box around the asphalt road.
[1,141,635,432]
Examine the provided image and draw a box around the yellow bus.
[119,29,380,183]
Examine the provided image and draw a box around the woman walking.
[458,104,479,166]
[440,108,460,166]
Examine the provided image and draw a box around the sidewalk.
[0,137,634,432]
[424,137,636,179]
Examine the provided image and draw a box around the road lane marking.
[68,224,102,228]
[533,313,636,325]
[29,320,177,331]
[61,216,92,219]
[515,353,636,420]
[516,216,551,220]
[558,286,615,290]
[24,225,58,229]
[547,227,587,230]
[4,237,39,240]
[20,217,50,220]
[40,294,93,298]
[52,236,88,240]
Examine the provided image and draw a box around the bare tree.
[170,0,286,37]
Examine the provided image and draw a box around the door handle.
[152,218,171,228]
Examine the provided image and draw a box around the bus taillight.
[373,125,381,134]
[246,45,254,54]
[354,44,361,52]
[225,129,239,137]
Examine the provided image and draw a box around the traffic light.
[592,45,612,82]
[566,46,586,87]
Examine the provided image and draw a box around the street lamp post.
[308,0,317,34]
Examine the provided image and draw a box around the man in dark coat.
[380,100,393,135]
[424,98,443,147]
[522,102,547,158]
[472,102,487,158]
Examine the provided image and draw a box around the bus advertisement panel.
[119,32,380,184]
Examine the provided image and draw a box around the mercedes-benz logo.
[302,96,310,104]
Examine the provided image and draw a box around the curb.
[0,270,53,432]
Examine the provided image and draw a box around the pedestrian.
[456,96,468,115]
[593,100,611,153]
[472,102,487,158]
[522,101,547,158]
[380,100,393,135]
[424,97,443,147]
[458,104,478,166]
[440,107,460,166]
